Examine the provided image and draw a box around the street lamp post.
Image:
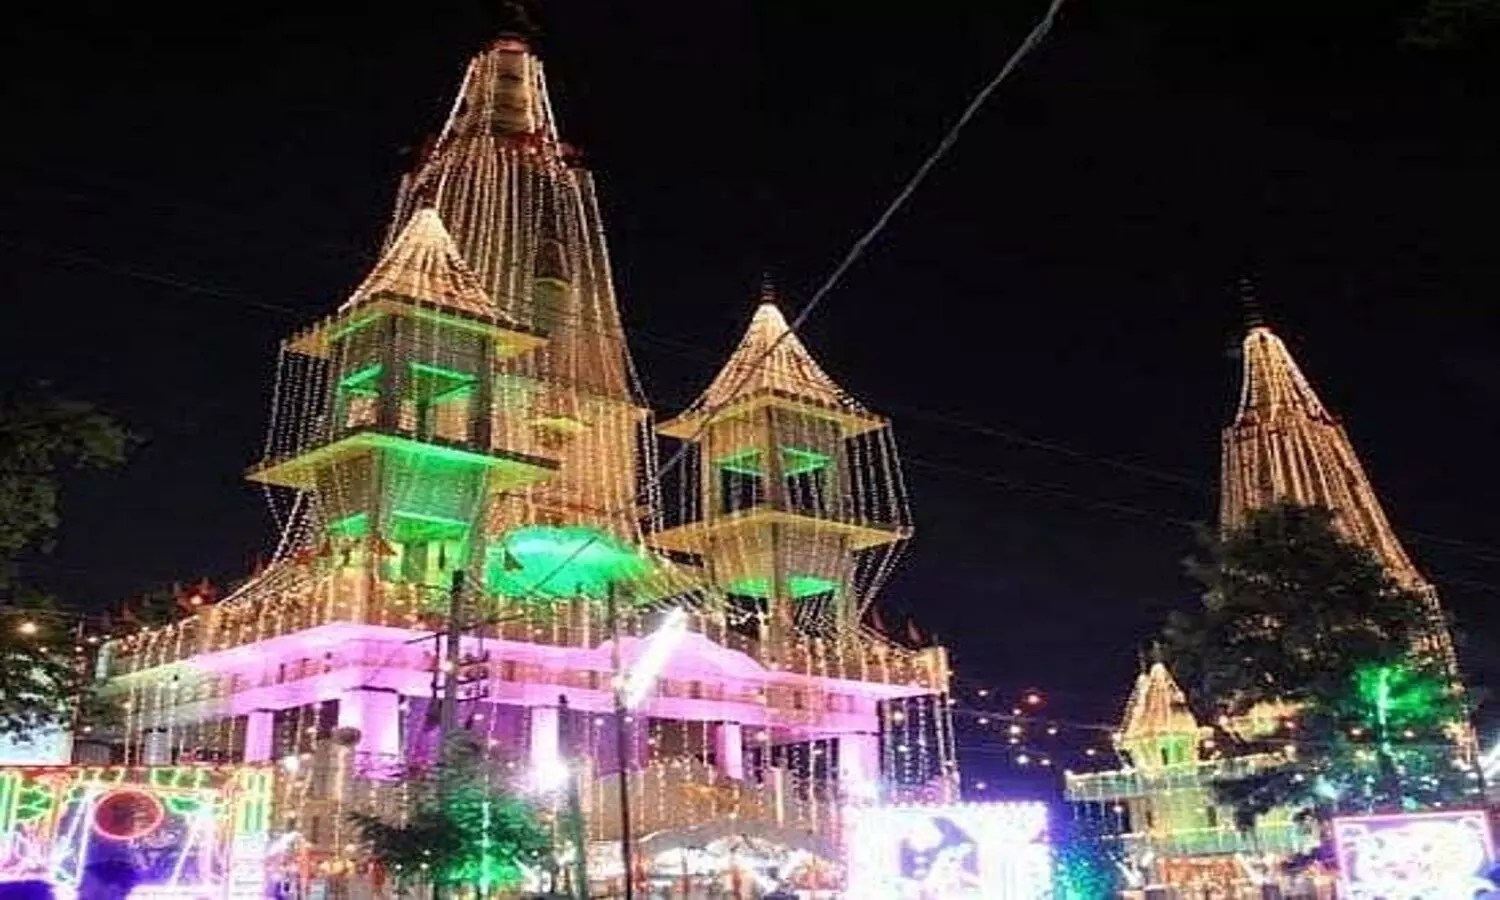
[555,694,591,900]
[607,585,635,900]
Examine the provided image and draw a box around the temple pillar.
[839,730,881,800]
[338,688,401,759]
[244,710,274,762]
[530,704,560,769]
[714,721,744,780]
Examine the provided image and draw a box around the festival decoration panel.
[844,802,1051,900]
[0,765,272,900]
[1333,809,1496,899]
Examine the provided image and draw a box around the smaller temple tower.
[652,285,911,643]
[250,209,557,597]
[1066,659,1315,892]
[1115,658,1208,773]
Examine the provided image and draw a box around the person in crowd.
[0,881,54,900]
[77,860,139,900]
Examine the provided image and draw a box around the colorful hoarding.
[1332,808,1496,899]
[0,765,273,900]
[843,801,1051,900]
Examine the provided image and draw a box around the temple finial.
[492,0,539,43]
[758,271,777,306]
[1238,275,1265,329]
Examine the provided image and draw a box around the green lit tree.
[0,387,130,739]
[1163,503,1475,827]
[349,732,551,897]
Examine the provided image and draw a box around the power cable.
[12,228,1500,587]
[500,0,1070,601]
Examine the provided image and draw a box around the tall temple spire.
[1221,321,1419,581]
[381,18,647,545]
[1221,313,1460,679]
[389,22,637,402]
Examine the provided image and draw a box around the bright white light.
[266,831,300,857]
[844,802,1051,899]
[531,756,571,794]
[620,608,688,709]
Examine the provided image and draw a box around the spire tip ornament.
[758,271,777,307]
[1237,274,1265,330]
[491,0,539,43]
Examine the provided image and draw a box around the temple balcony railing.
[1065,754,1290,803]
[102,568,945,695]
[1104,822,1317,859]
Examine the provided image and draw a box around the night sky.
[4,1,1499,763]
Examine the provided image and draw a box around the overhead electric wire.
[484,0,1071,603]
[11,228,1500,590]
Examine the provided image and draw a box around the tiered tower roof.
[341,208,501,320]
[659,288,882,439]
[1120,662,1202,742]
[1115,660,1208,771]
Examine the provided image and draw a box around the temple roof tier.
[659,294,885,440]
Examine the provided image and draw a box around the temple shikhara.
[1065,315,1469,896]
[3,23,961,900]
[1221,321,1459,671]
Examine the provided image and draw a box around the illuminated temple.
[1066,316,1464,896]
[28,23,954,897]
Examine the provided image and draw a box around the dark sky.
[4,1,1499,756]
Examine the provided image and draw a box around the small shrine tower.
[1066,659,1314,891]
[1115,658,1208,773]
[653,284,912,643]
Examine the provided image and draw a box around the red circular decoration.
[92,788,165,841]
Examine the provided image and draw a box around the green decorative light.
[714,446,832,478]
[1352,662,1445,729]
[486,525,649,600]
[716,448,762,477]
[726,575,839,599]
[164,794,205,816]
[339,363,383,396]
[389,511,468,545]
[325,311,384,345]
[409,362,476,403]
[781,447,832,477]
[13,783,51,823]
[328,512,370,540]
